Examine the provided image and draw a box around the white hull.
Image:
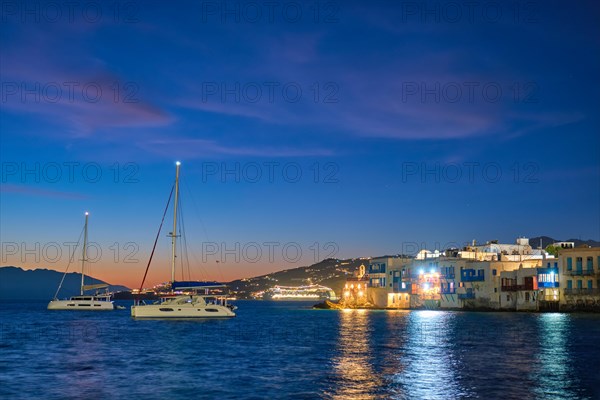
[271,296,323,301]
[48,298,115,310]
[131,295,235,318]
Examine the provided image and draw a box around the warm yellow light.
[344,291,350,297]
[350,284,354,289]
[358,291,364,297]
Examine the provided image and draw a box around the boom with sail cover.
[83,283,109,291]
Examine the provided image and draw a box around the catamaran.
[131,162,236,318]
[48,212,116,310]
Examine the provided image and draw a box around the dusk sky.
[1,0,599,288]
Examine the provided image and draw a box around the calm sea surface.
[1,301,599,399]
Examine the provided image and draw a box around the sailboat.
[130,162,236,318]
[48,212,116,310]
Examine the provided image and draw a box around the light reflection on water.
[329,309,383,399]
[532,313,579,400]
[390,310,469,400]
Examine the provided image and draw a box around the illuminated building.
[438,238,552,310]
[341,264,369,307]
[366,256,412,308]
[356,240,599,312]
[558,246,600,311]
[537,260,561,311]
[499,267,540,311]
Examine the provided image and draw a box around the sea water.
[1,300,599,399]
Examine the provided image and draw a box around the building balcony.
[564,270,595,276]
[442,272,455,279]
[461,275,485,282]
[461,269,485,282]
[501,284,534,292]
[458,292,475,299]
[564,288,600,296]
[441,288,456,294]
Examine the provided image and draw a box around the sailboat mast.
[171,162,181,283]
[81,211,89,296]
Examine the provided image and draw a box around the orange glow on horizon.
[5,257,307,290]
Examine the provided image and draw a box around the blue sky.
[1,0,599,286]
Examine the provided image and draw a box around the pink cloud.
[0,24,173,136]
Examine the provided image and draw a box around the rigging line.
[176,194,191,281]
[182,200,198,281]
[178,195,189,281]
[176,180,183,280]
[177,194,183,280]
[188,245,210,281]
[179,201,194,281]
[182,176,211,245]
[139,184,175,291]
[83,226,91,286]
[53,225,85,299]
[182,175,225,283]
[181,176,212,280]
[179,196,189,280]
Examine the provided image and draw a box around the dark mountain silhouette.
[227,258,369,299]
[528,236,600,249]
[0,266,129,300]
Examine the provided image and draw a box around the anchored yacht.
[131,162,236,319]
[48,212,116,311]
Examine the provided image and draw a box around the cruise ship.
[263,285,338,301]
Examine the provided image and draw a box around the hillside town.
[340,238,600,312]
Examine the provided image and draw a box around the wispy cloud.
[1,23,173,137]
[0,1,592,152]
[169,24,585,142]
[137,138,334,158]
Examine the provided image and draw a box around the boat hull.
[131,303,235,318]
[270,296,325,301]
[47,299,115,310]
